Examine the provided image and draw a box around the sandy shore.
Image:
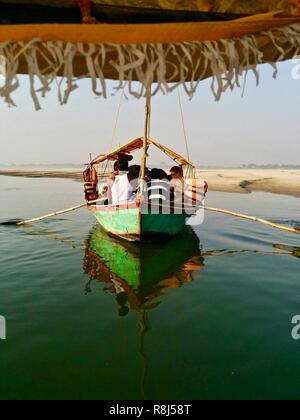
[0,168,84,181]
[1,168,300,198]
[199,169,300,198]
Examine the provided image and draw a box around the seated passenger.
[157,169,169,181]
[110,159,133,205]
[106,161,119,204]
[169,166,184,181]
[169,166,184,203]
[146,168,171,206]
[127,165,141,201]
[110,161,120,179]
[128,165,141,183]
[144,168,151,183]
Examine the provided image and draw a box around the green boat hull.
[89,203,189,241]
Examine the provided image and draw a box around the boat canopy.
[91,137,195,169]
[1,1,300,108]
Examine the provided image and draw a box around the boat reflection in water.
[83,226,204,315]
[83,226,204,397]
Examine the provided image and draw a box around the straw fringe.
[1,23,300,110]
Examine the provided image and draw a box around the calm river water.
[0,175,299,400]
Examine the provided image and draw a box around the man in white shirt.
[110,159,134,205]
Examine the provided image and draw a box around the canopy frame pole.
[140,90,151,181]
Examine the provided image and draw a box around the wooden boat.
[90,201,189,242]
[85,135,206,241]
[84,97,207,242]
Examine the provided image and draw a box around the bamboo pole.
[16,198,105,226]
[140,91,151,181]
[15,199,300,235]
[204,206,300,235]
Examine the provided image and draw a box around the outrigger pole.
[13,202,300,235]
[15,198,107,226]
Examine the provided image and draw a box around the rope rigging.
[177,87,191,163]
[99,86,125,183]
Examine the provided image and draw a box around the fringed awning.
[91,137,195,168]
[1,1,300,109]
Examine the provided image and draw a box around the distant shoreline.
[0,168,84,181]
[0,168,300,198]
[198,169,300,198]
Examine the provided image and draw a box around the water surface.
[0,175,299,400]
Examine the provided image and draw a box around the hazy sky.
[0,60,299,167]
